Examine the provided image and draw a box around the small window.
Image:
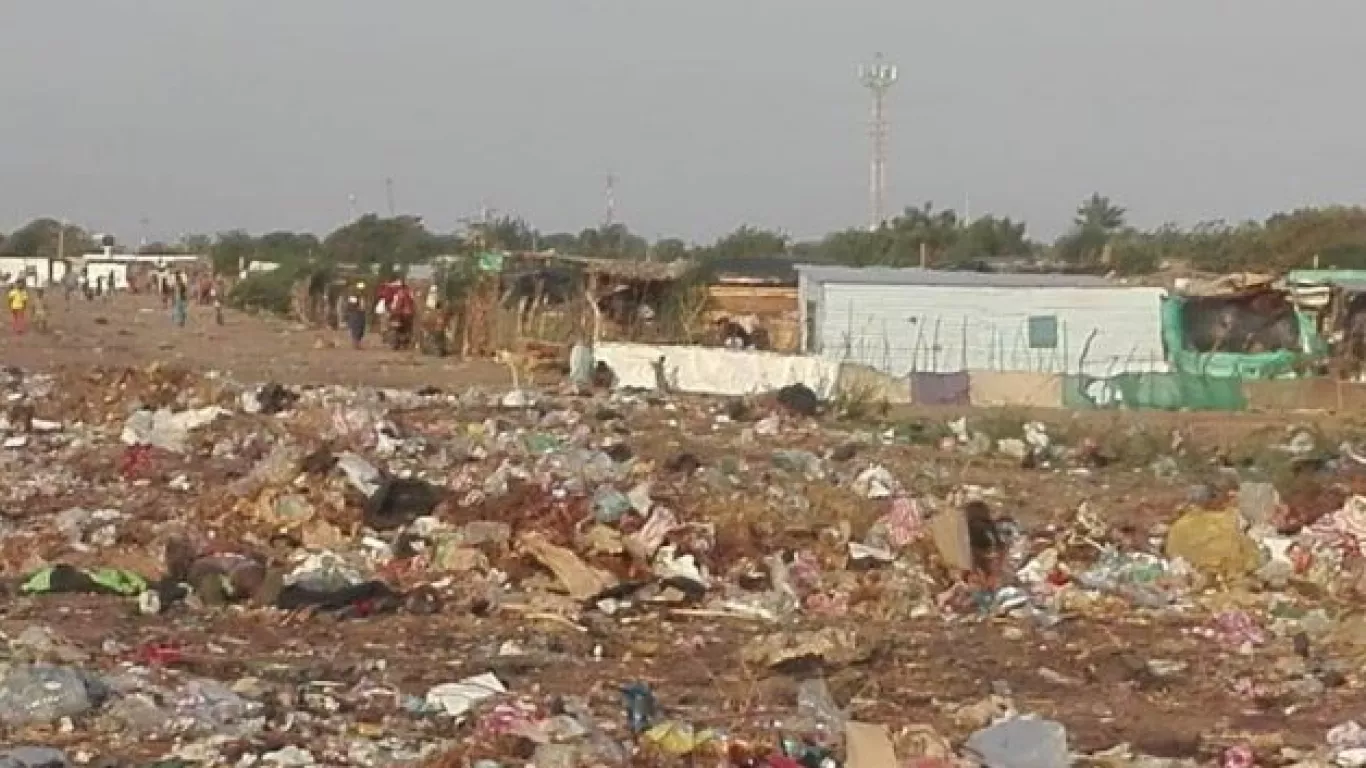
[1027,315,1058,349]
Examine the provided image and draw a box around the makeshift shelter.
[499,253,692,344]
[1163,273,1321,378]
[696,256,801,352]
[1285,270,1366,380]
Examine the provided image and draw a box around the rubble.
[7,361,1366,764]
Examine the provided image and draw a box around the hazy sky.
[3,1,1364,244]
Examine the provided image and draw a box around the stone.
[0,747,69,768]
[0,665,105,726]
[1239,482,1280,526]
[965,718,1069,768]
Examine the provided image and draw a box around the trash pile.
[4,365,1366,765]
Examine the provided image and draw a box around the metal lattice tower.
[604,172,617,228]
[859,53,898,231]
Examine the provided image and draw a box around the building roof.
[513,252,692,282]
[794,265,1130,289]
[700,255,800,286]
[78,252,202,264]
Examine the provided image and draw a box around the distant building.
[0,256,67,287]
[796,265,1168,376]
[76,248,202,290]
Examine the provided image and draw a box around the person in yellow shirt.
[7,281,29,335]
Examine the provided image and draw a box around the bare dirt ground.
[4,292,515,389]
[1,294,1364,765]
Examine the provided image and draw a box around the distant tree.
[1074,193,1126,232]
[1057,194,1128,267]
[652,237,692,262]
[256,231,321,267]
[323,214,439,267]
[209,230,256,275]
[1,218,96,261]
[540,232,579,253]
[179,234,214,254]
[480,216,537,251]
[701,225,789,262]
[946,215,1032,262]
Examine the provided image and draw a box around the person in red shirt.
[388,281,417,350]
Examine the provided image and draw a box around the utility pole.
[385,177,396,217]
[859,53,898,231]
[54,221,65,286]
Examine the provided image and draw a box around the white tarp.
[593,343,840,398]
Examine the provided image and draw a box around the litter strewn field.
[4,296,1366,767]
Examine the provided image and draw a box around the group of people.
[341,278,423,350]
[150,271,223,327]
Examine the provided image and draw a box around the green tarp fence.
[1062,373,1247,411]
[1159,295,1311,379]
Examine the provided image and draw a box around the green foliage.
[798,203,1032,268]
[323,214,439,267]
[27,195,1366,288]
[1074,193,1126,232]
[228,268,297,315]
[209,230,256,276]
[1,218,96,260]
[696,225,789,262]
[652,237,691,262]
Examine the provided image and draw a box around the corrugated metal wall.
[813,283,1167,375]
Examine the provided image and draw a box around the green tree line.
[8,195,1366,277]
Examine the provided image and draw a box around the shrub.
[229,269,296,315]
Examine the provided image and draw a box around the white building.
[796,266,1168,376]
[75,250,202,290]
[0,256,68,287]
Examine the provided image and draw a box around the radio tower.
[603,172,617,228]
[859,53,898,231]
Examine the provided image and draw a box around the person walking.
[171,274,189,327]
[7,280,30,335]
[389,280,416,350]
[345,282,367,349]
[211,279,224,326]
[29,286,48,333]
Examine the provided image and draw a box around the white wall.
[0,257,66,287]
[85,262,130,290]
[813,283,1167,375]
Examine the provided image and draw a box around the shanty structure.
[498,252,693,343]
[796,265,1167,376]
[698,256,801,352]
[1163,272,1320,378]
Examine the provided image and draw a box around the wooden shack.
[700,256,801,352]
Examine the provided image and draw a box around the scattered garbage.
[775,383,820,416]
[425,673,507,718]
[0,665,107,726]
[6,362,1366,763]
